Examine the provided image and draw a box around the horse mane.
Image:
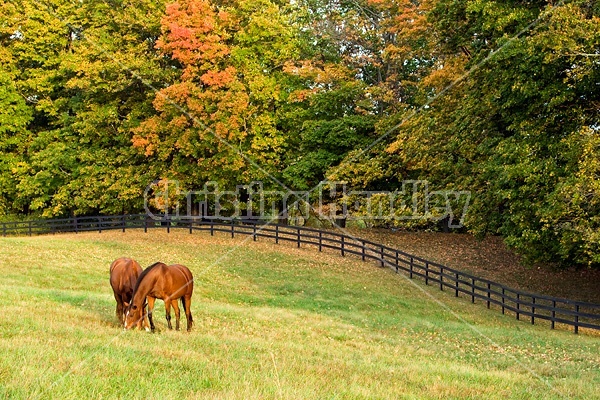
[132,262,164,295]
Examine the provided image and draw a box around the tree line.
[1,0,598,267]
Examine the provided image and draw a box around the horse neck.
[131,277,152,307]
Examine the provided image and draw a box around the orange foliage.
[132,131,158,157]
[169,114,190,129]
[157,0,229,67]
[200,66,237,88]
[153,83,191,111]
[386,0,432,58]
[132,116,164,157]
[421,56,467,90]
[288,88,318,102]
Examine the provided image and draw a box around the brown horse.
[109,257,145,325]
[124,262,194,332]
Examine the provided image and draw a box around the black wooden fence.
[2,213,599,334]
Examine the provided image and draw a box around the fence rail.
[2,214,599,334]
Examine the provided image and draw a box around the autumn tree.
[0,2,32,215]
[133,0,310,194]
[0,0,171,217]
[1,0,598,268]
[382,0,600,266]
[282,0,428,191]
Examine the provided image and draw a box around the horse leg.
[165,299,172,329]
[142,305,151,331]
[114,294,124,324]
[182,295,193,332]
[147,296,156,332]
[172,300,181,331]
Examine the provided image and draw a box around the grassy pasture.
[0,229,598,399]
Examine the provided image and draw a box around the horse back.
[164,264,193,296]
[142,263,193,299]
[110,257,142,295]
[170,264,193,281]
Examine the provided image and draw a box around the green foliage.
[0,0,171,217]
[283,104,378,190]
[0,0,598,266]
[0,65,32,215]
[380,0,600,266]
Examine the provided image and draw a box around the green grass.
[0,229,598,399]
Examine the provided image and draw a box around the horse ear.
[124,301,129,308]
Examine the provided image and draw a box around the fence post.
[440,266,444,291]
[167,218,171,233]
[455,272,459,297]
[551,301,556,329]
[74,217,78,234]
[210,222,214,236]
[341,235,345,256]
[98,217,102,233]
[531,297,535,325]
[487,283,491,309]
[575,305,580,334]
[380,246,384,267]
[516,293,520,320]
[395,251,399,273]
[409,257,414,279]
[425,262,429,285]
[231,221,234,238]
[471,278,475,303]
[144,215,148,233]
[253,224,257,241]
[500,287,504,313]
[361,242,366,261]
[319,231,322,252]
[122,214,126,232]
[275,225,279,244]
[28,221,32,236]
[189,219,193,234]
[296,227,300,248]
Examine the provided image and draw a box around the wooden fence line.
[2,213,599,334]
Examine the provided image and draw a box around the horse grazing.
[124,262,194,332]
[109,257,143,325]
